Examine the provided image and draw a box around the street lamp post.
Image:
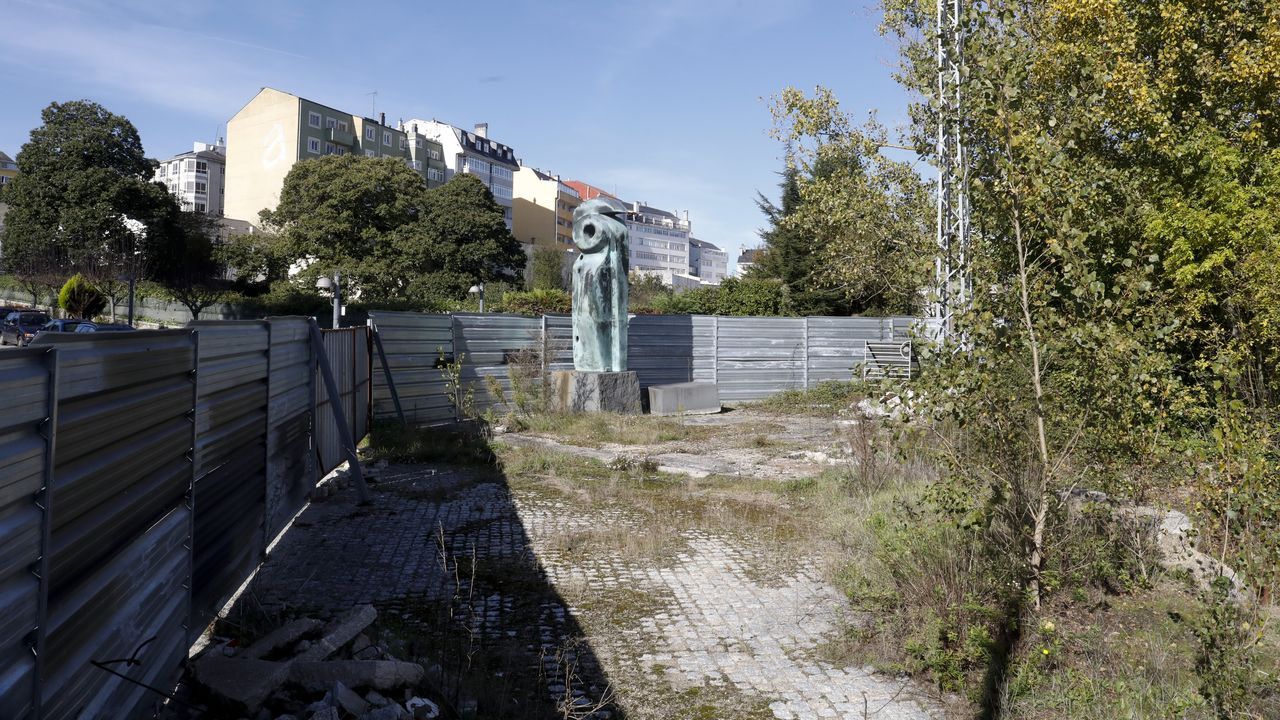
[316,272,341,328]
[468,283,485,313]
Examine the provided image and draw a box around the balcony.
[327,128,356,146]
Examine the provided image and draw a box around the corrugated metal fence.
[0,318,370,719]
[369,312,929,422]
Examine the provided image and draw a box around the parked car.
[36,318,90,338]
[1,311,52,346]
[74,322,136,333]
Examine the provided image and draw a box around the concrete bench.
[646,382,721,416]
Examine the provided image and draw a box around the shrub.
[495,288,571,316]
[58,273,107,318]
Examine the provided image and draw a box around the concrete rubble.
[189,603,447,720]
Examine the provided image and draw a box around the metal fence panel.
[188,320,269,631]
[316,327,368,476]
[0,348,53,718]
[715,317,807,401]
[369,311,455,425]
[627,315,698,387]
[30,329,196,720]
[544,315,574,372]
[265,317,315,543]
[452,313,542,415]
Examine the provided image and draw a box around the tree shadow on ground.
[224,425,622,719]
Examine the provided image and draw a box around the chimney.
[474,122,488,138]
[380,112,386,126]
[412,123,418,133]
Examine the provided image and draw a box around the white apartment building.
[154,141,226,216]
[626,202,691,285]
[688,238,729,285]
[402,119,519,229]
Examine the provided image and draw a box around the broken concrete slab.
[549,370,641,414]
[647,382,721,416]
[333,680,370,716]
[287,660,426,693]
[365,706,409,720]
[242,618,323,660]
[193,656,290,713]
[294,604,377,662]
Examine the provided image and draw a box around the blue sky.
[0,0,918,268]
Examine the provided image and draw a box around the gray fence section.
[316,327,370,476]
[368,311,455,426]
[0,348,54,718]
[33,330,197,720]
[0,320,373,720]
[265,317,316,543]
[368,312,928,420]
[189,321,270,629]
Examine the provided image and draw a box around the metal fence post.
[802,317,810,389]
[184,329,198,645]
[711,315,719,386]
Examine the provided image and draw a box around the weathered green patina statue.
[571,197,629,372]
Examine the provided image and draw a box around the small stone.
[354,645,382,661]
[405,697,440,719]
[365,706,408,720]
[364,690,389,707]
[310,709,339,720]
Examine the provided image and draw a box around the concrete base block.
[647,382,721,416]
[550,371,641,414]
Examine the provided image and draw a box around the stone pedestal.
[646,382,721,416]
[550,371,641,414]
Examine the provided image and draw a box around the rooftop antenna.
[367,91,378,118]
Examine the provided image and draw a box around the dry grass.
[520,412,716,447]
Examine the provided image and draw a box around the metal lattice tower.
[931,0,969,339]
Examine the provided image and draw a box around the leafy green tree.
[263,157,523,307]
[529,247,566,291]
[497,288,572,315]
[764,90,935,316]
[58,273,107,318]
[1,101,176,293]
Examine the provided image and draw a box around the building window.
[157,166,165,177]
[308,111,322,128]
[382,131,392,146]
[364,149,377,157]
[365,126,376,141]
[195,160,208,174]
[491,183,512,199]
[338,120,349,132]
[415,138,423,149]
[336,147,347,156]
[491,165,512,180]
[427,148,441,160]
[326,117,337,129]
[411,160,422,170]
[195,181,207,193]
[307,137,321,154]
[195,202,206,213]
[427,168,444,183]
[184,159,196,172]
[465,157,490,174]
[399,138,407,150]
[324,142,336,155]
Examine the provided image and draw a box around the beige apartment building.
[513,165,581,250]
[224,87,442,225]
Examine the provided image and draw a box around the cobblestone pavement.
[239,456,942,719]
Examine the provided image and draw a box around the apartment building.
[736,248,762,276]
[688,238,729,285]
[404,119,519,229]
[513,166,581,250]
[225,88,419,224]
[154,141,226,216]
[0,151,16,188]
[402,123,448,189]
[563,180,692,285]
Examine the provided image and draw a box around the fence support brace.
[370,324,406,427]
[310,319,370,503]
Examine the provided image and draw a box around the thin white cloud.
[1,1,302,119]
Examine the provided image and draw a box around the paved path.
[238,458,941,719]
